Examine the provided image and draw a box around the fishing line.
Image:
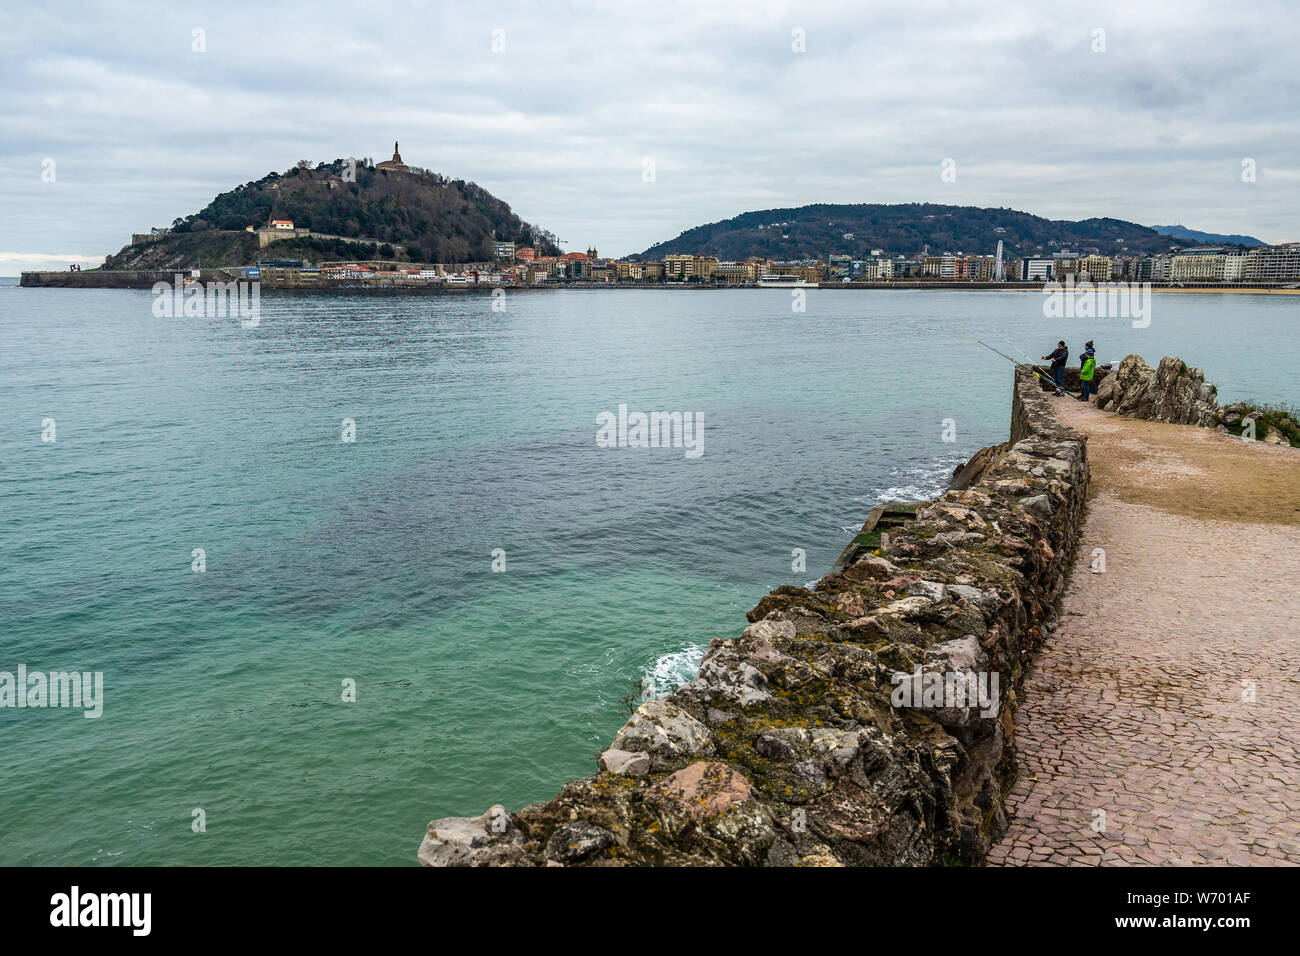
[955,329,1080,398]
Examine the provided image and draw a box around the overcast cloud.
[1,0,1296,274]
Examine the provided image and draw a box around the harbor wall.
[418,368,1091,866]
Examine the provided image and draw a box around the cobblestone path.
[987,399,1300,866]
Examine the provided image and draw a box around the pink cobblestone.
[990,400,1300,867]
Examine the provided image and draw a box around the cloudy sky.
[1,0,1296,274]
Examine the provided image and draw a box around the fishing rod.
[995,331,1037,368]
[957,330,1080,398]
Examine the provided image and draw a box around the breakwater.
[20,270,184,289]
[418,368,1091,866]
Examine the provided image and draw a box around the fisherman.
[1041,340,1068,396]
[1078,341,1097,402]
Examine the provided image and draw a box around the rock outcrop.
[948,441,1010,491]
[1218,400,1300,448]
[1096,354,1220,427]
[1093,354,1299,448]
[418,369,1090,867]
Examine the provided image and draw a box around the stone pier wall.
[20,270,176,289]
[419,368,1090,867]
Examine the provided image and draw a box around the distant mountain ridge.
[1150,224,1264,247]
[102,157,558,270]
[632,203,1227,261]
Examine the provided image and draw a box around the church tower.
[376,140,410,173]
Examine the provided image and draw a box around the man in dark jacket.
[1042,341,1068,396]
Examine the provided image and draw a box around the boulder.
[1095,373,1118,410]
[1021,494,1053,519]
[1111,353,1156,417]
[611,700,713,763]
[768,726,865,767]
[845,554,901,581]
[599,747,651,775]
[418,805,523,867]
[927,634,984,671]
[948,584,1001,615]
[889,636,998,730]
[544,821,616,863]
[1110,354,1220,427]
[906,580,948,603]
[690,642,773,705]
[743,618,796,642]
[645,761,753,821]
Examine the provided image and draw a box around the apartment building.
[1241,243,1300,281]
[664,254,719,281]
[1169,249,1226,281]
[922,256,957,278]
[1077,255,1112,281]
[1052,254,1079,279]
[713,262,751,283]
[860,257,893,279]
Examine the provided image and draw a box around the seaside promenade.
[987,400,1300,866]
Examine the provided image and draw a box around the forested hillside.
[101,158,559,268]
[634,203,1186,260]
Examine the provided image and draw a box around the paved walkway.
[987,398,1300,866]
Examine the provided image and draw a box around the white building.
[860,257,894,279]
[1241,244,1300,281]
[1170,248,1229,281]
[1020,257,1053,281]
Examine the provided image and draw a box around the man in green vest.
[1078,341,1097,402]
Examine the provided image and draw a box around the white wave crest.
[641,643,706,700]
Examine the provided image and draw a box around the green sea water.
[1,282,1295,864]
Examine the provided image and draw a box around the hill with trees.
[102,158,558,269]
[632,203,1195,261]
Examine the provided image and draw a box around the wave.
[841,452,970,529]
[641,643,708,700]
[871,455,969,500]
[640,452,973,704]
